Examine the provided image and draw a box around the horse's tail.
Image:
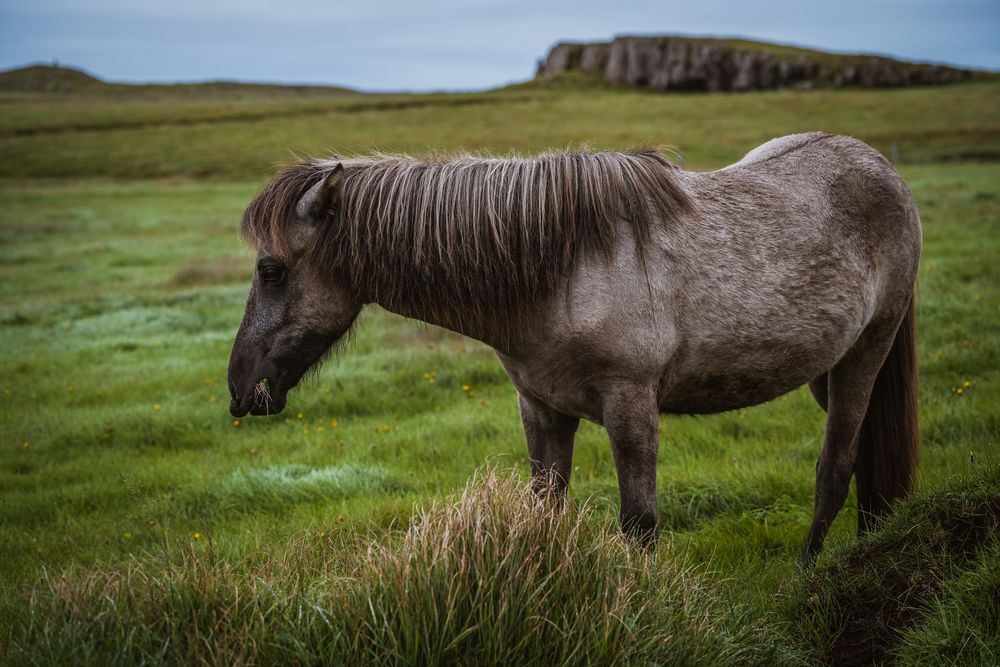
[855,294,919,533]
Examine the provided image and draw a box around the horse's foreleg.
[518,393,579,500]
[604,388,660,547]
[800,323,898,565]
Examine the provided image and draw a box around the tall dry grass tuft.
[2,470,786,666]
[342,470,757,665]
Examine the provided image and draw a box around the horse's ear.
[296,164,344,222]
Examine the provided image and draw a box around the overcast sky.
[1,1,997,91]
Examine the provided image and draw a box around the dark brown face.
[228,164,359,417]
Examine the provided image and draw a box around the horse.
[227,132,921,563]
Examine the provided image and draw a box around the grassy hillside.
[0,63,359,96]
[0,77,997,178]
[0,77,998,664]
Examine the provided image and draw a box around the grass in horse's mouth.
[253,378,271,408]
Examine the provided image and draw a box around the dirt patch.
[940,150,1000,162]
[166,257,249,288]
[1,311,34,326]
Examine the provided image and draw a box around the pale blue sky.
[1,0,997,91]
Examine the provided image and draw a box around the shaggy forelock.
[241,148,694,333]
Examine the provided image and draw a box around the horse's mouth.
[230,393,286,417]
[228,344,327,420]
[229,379,288,418]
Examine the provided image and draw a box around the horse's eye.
[259,264,286,284]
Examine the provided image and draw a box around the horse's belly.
[658,325,857,415]
[659,364,819,414]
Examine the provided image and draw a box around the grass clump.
[2,471,789,666]
[342,471,787,666]
[894,542,1000,665]
[253,377,271,407]
[778,463,1000,665]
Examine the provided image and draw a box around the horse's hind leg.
[518,393,579,498]
[808,373,828,412]
[800,318,900,565]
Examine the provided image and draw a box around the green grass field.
[1,76,998,664]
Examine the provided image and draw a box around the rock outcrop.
[536,36,979,91]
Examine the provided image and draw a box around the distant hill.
[536,36,988,92]
[0,63,358,96]
[0,64,104,92]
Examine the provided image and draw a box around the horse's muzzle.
[229,390,286,418]
[229,397,248,418]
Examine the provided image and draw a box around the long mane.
[241,149,694,333]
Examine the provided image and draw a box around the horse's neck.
[372,297,521,353]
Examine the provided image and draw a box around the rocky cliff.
[536,36,979,91]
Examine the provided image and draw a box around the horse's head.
[228,163,361,417]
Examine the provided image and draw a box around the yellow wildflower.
[154,404,161,411]
[233,419,241,427]
[193,532,202,541]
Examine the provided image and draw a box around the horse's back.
[727,131,834,168]
[687,131,920,284]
